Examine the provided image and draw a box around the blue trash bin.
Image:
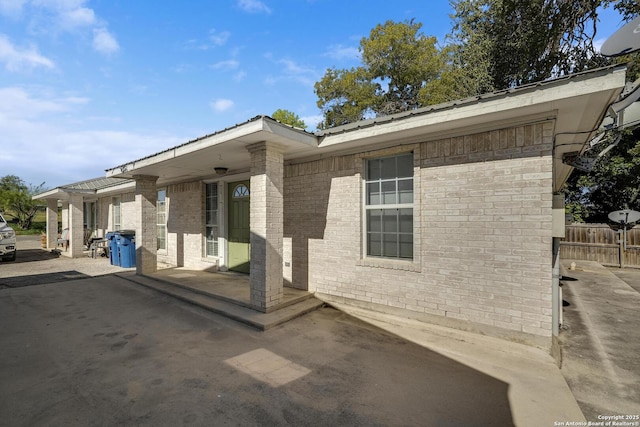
[118,231,136,268]
[106,232,119,266]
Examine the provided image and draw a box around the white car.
[0,213,17,261]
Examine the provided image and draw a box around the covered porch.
[105,116,320,314]
[32,177,135,258]
[118,267,323,330]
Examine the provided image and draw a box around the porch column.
[248,141,284,312]
[67,192,84,258]
[134,175,158,275]
[46,199,58,249]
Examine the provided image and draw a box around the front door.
[228,181,250,273]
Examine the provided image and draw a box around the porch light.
[214,167,228,175]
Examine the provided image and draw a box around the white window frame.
[205,182,220,258]
[157,189,167,251]
[364,152,414,260]
[112,196,121,230]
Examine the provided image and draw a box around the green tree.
[314,20,448,129]
[448,0,611,91]
[565,128,640,223]
[562,3,640,222]
[0,175,46,230]
[271,109,307,128]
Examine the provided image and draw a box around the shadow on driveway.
[2,248,61,264]
[0,270,90,289]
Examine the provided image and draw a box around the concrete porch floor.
[116,267,323,331]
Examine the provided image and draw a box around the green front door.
[228,181,250,273]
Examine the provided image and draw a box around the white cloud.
[173,63,194,73]
[0,0,27,17]
[233,70,247,82]
[211,59,239,70]
[0,86,87,118]
[237,0,271,14]
[10,1,120,56]
[210,98,234,112]
[324,44,360,61]
[183,29,231,51]
[59,6,96,29]
[0,34,55,71]
[92,27,119,55]
[300,114,323,131]
[209,29,231,46]
[0,85,182,187]
[276,58,318,86]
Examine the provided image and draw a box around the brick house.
[34,66,626,351]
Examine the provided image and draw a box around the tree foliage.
[563,4,640,222]
[271,109,307,129]
[448,0,612,91]
[0,175,46,229]
[565,128,640,223]
[314,2,627,129]
[314,20,448,129]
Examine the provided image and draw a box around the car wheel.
[6,252,16,262]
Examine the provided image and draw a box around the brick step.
[116,271,324,330]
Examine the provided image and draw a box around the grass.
[3,210,60,235]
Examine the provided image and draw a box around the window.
[205,183,219,257]
[112,196,121,230]
[232,183,249,198]
[157,190,167,250]
[365,153,413,259]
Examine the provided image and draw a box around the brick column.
[248,141,284,312]
[67,192,84,258]
[46,199,58,249]
[134,175,158,275]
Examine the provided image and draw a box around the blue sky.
[0,0,628,189]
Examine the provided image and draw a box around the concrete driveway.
[559,261,640,421]
[1,275,514,427]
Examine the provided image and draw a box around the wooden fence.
[560,223,640,268]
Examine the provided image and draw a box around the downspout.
[551,194,565,337]
[552,237,561,336]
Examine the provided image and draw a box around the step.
[116,272,324,330]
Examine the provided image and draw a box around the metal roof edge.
[315,65,627,138]
[105,115,317,174]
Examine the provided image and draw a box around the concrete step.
[116,272,324,330]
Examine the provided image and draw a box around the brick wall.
[95,192,135,233]
[162,181,216,270]
[96,183,217,271]
[120,192,136,230]
[286,120,555,347]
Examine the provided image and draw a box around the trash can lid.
[115,229,136,236]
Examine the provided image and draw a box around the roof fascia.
[318,67,626,149]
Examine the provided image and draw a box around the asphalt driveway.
[0,272,513,426]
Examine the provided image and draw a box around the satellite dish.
[562,151,597,172]
[601,16,640,57]
[610,83,640,114]
[608,209,640,224]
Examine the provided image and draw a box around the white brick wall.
[160,181,216,270]
[286,121,555,348]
